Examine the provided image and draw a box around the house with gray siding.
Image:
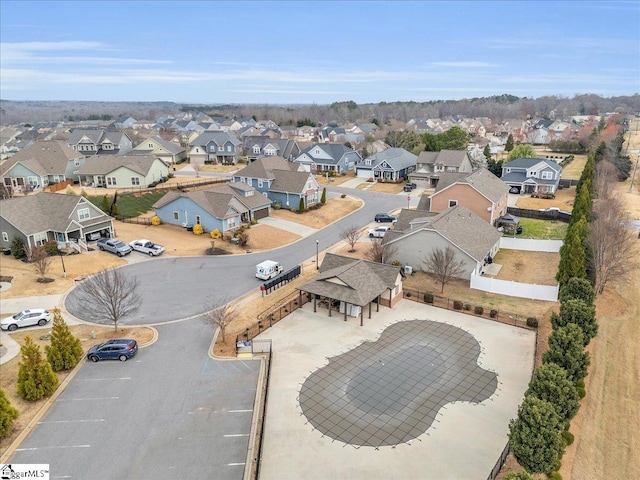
[409,150,474,188]
[189,131,241,167]
[67,129,132,155]
[0,193,114,253]
[294,143,362,174]
[383,205,502,280]
[241,136,301,162]
[500,158,562,194]
[355,147,417,181]
[1,141,86,194]
[132,135,187,164]
[153,183,271,232]
[76,155,169,188]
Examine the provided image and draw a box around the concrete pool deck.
[256,299,536,480]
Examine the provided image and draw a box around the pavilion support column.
[344,303,348,322]
[369,302,372,319]
[360,307,364,327]
[377,296,380,312]
[313,295,317,313]
[328,297,332,317]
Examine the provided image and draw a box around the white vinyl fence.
[499,237,563,252]
[470,272,559,302]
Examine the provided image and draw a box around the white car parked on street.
[368,226,391,238]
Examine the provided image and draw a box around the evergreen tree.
[505,133,515,152]
[559,277,595,304]
[483,144,492,161]
[17,336,59,401]
[556,228,587,286]
[503,473,534,480]
[298,197,305,212]
[525,363,580,422]
[45,308,84,372]
[551,298,598,345]
[0,388,19,439]
[543,324,590,383]
[571,182,592,222]
[487,158,503,177]
[102,195,110,211]
[320,187,327,204]
[509,396,564,474]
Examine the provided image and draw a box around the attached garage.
[356,167,374,179]
[253,207,269,220]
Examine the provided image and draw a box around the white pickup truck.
[129,239,165,256]
[256,260,284,280]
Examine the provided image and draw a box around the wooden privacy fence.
[113,177,227,196]
[44,179,74,192]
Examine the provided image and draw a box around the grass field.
[87,191,165,217]
[518,217,568,239]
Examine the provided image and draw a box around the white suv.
[1,309,52,331]
[368,226,391,238]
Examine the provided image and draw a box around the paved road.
[65,188,407,325]
[9,319,260,480]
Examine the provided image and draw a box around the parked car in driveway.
[368,226,391,238]
[97,238,132,256]
[87,338,138,362]
[1,309,51,331]
[374,213,398,223]
[129,239,165,256]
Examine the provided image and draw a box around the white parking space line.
[227,463,245,466]
[75,377,131,381]
[57,397,119,401]
[228,409,252,413]
[38,419,105,424]
[223,434,249,438]
[16,445,91,451]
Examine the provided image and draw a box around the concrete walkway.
[258,216,319,237]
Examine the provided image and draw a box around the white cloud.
[430,61,498,68]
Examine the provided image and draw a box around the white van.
[255,260,284,280]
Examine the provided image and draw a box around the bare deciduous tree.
[76,268,141,332]
[589,193,639,294]
[27,245,52,281]
[594,160,618,199]
[340,224,362,252]
[202,299,238,343]
[423,246,467,293]
[366,238,398,264]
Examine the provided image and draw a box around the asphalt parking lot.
[8,319,261,480]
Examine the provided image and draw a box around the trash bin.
[2,248,11,256]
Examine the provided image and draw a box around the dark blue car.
[87,339,138,362]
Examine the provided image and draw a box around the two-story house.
[241,136,301,162]
[418,168,510,226]
[294,143,362,174]
[189,131,241,167]
[67,129,132,155]
[408,150,474,188]
[500,158,562,195]
[233,157,320,209]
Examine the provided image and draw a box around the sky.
[1,1,639,105]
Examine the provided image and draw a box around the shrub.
[251,219,258,225]
[453,300,463,310]
[391,260,401,267]
[66,187,76,195]
[273,203,281,210]
[320,187,327,204]
[298,197,305,212]
[340,193,346,198]
[0,388,19,439]
[44,240,59,256]
[290,207,298,213]
[561,430,574,446]
[548,472,563,480]
[102,195,110,211]
[474,306,484,315]
[526,317,539,328]
[111,204,119,216]
[210,229,222,239]
[425,293,434,304]
[45,308,83,372]
[151,216,161,226]
[10,237,25,259]
[490,309,498,318]
[17,336,59,401]
[193,224,204,235]
[463,303,471,311]
[80,189,88,197]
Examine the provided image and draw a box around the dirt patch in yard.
[490,250,560,285]
[270,195,362,228]
[515,185,576,211]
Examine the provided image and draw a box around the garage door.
[254,208,269,220]
[356,168,373,179]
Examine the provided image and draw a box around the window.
[107,177,117,186]
[74,158,81,167]
[27,176,38,186]
[195,215,201,224]
[253,146,261,154]
[2,232,8,242]
[148,143,154,148]
[173,211,179,221]
[131,177,140,186]
[541,171,552,179]
[78,208,90,220]
[33,232,47,246]
[448,200,458,208]
[258,179,263,188]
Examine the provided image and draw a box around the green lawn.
[88,192,165,218]
[518,218,568,239]
[559,153,588,180]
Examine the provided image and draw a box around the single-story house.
[294,143,362,174]
[355,147,417,181]
[383,205,502,280]
[77,155,169,188]
[153,183,271,232]
[131,135,187,164]
[0,192,114,253]
[296,253,404,325]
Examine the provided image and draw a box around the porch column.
[369,302,372,319]
[328,297,332,317]
[344,303,348,322]
[313,295,317,313]
[377,295,380,312]
[360,307,364,327]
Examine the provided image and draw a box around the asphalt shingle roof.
[77,155,159,176]
[0,140,82,176]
